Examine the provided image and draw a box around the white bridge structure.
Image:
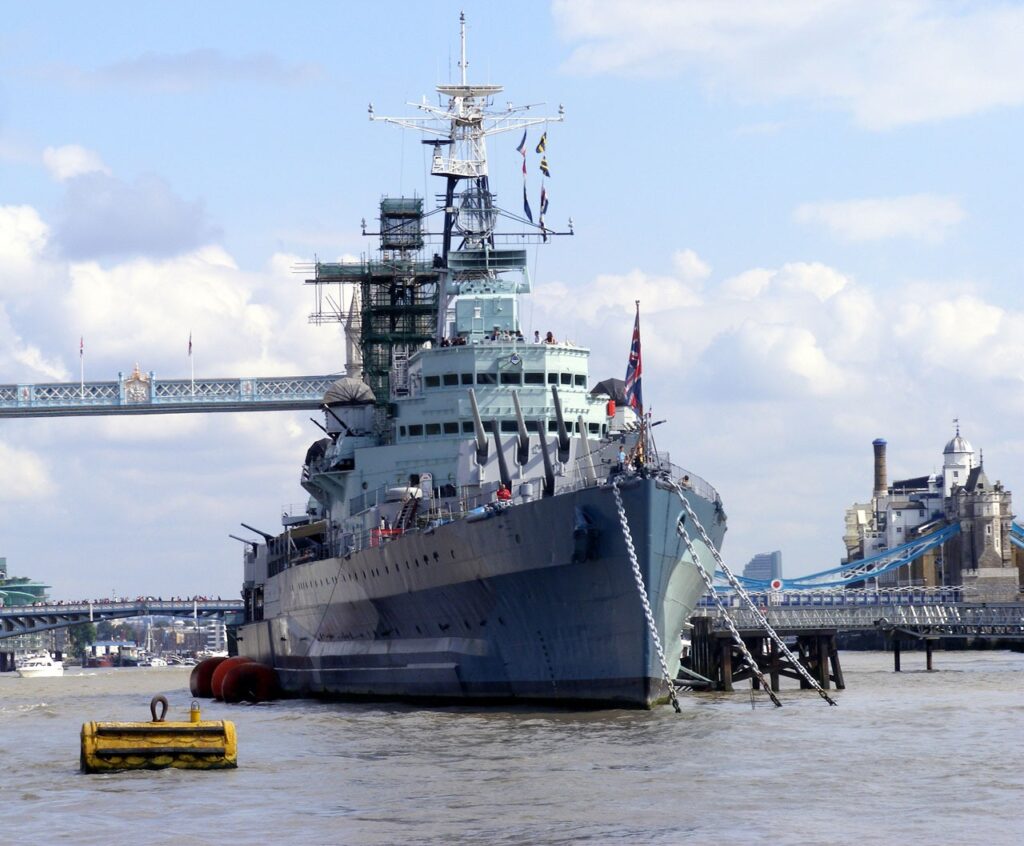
[0,367,336,418]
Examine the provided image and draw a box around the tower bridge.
[0,367,337,418]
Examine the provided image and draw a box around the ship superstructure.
[237,17,727,707]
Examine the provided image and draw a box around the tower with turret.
[843,425,1020,599]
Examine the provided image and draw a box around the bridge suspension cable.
[718,523,961,591]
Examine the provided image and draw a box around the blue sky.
[2,1,1023,598]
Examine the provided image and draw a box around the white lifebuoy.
[770,578,783,591]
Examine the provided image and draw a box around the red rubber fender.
[220,661,280,704]
[210,656,256,701]
[189,656,228,698]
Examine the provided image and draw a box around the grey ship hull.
[239,477,725,708]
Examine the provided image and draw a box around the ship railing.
[562,451,721,504]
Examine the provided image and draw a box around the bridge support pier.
[0,651,14,672]
[681,626,845,695]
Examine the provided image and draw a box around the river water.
[2,650,1022,845]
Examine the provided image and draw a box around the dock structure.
[685,617,845,694]
[686,598,1024,693]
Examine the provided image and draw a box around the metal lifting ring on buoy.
[150,694,169,723]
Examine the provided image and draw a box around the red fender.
[220,661,280,704]
[210,656,256,701]
[189,656,228,698]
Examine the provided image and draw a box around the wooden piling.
[893,639,901,672]
[720,639,733,692]
[828,635,846,690]
[816,635,830,690]
[926,639,934,672]
[769,637,780,692]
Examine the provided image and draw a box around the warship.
[236,17,727,707]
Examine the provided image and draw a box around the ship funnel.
[467,389,488,463]
[872,438,887,498]
[551,386,571,462]
[491,419,512,490]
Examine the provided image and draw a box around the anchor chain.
[672,483,839,707]
[611,479,682,714]
[681,527,782,707]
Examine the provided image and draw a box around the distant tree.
[68,622,97,659]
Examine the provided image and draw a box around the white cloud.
[794,195,965,242]
[0,205,49,282]
[0,442,54,501]
[672,248,711,284]
[553,0,1024,129]
[42,144,111,182]
[54,171,220,259]
[773,261,849,301]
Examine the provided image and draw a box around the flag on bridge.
[624,302,643,414]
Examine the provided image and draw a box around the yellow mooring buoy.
[80,695,237,773]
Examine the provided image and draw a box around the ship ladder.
[611,479,683,713]
[396,495,420,530]
[670,482,838,707]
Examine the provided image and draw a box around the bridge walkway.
[0,599,244,640]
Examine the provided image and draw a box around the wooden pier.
[684,617,846,693]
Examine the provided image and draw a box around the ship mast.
[370,13,565,339]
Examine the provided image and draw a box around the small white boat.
[17,654,65,678]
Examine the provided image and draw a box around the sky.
[2,0,1024,599]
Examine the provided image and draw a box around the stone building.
[843,427,1021,600]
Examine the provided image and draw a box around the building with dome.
[842,427,1021,600]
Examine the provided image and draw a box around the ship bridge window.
[548,421,558,432]
[426,423,441,436]
[425,375,441,388]
[399,426,407,436]
[560,373,572,385]
[462,421,474,434]
[443,373,459,386]
[461,373,473,385]
[574,374,586,387]
[524,372,544,385]
[526,420,540,432]
[500,420,517,433]
[482,421,495,433]
[500,372,521,385]
[408,424,423,437]
[443,422,459,434]
[547,373,558,385]
[477,373,497,385]
[588,422,600,434]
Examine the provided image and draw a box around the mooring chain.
[611,479,682,714]
[672,483,839,707]
[679,521,782,707]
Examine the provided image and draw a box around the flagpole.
[79,336,84,399]
[189,331,194,396]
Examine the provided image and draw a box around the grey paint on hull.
[239,478,725,708]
